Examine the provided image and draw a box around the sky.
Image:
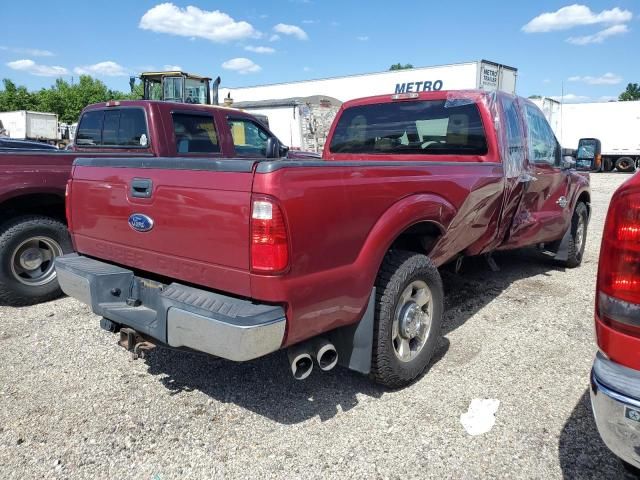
[0,0,638,103]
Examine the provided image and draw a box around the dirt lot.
[0,173,632,479]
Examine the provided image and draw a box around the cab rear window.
[329,100,487,155]
[76,108,148,148]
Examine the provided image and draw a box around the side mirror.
[576,137,602,171]
[265,137,281,158]
[279,144,290,158]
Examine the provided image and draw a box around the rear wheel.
[563,203,589,268]
[371,250,443,388]
[616,157,636,173]
[0,216,72,306]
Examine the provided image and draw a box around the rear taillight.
[598,188,640,336]
[251,198,289,273]
[65,179,72,230]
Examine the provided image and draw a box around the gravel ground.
[0,173,632,479]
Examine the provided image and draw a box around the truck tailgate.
[69,158,256,298]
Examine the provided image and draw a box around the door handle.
[130,178,153,198]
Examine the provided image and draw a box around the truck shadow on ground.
[143,248,562,424]
[558,389,629,479]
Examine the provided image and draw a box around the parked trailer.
[532,98,640,173]
[0,111,58,142]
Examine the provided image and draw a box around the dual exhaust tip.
[288,338,338,380]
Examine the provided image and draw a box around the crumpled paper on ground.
[460,398,500,436]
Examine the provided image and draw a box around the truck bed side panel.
[252,162,504,345]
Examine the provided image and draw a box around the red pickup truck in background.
[55,90,591,388]
[0,101,302,305]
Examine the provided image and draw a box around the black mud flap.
[330,288,376,375]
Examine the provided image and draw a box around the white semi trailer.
[0,111,58,142]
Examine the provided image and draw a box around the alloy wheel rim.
[392,280,433,363]
[10,236,63,286]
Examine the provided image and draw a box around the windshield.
[329,100,487,155]
[184,78,208,104]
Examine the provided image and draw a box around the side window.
[524,104,559,166]
[228,118,270,157]
[75,109,148,147]
[500,96,526,178]
[172,113,220,154]
[75,110,104,146]
[118,109,148,146]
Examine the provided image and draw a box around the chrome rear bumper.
[590,352,640,468]
[54,254,286,361]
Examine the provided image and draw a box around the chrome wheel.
[10,236,62,286]
[392,280,433,362]
[575,217,586,253]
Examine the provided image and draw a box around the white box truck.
[0,111,58,142]
[220,59,517,150]
[532,98,640,172]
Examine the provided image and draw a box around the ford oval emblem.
[128,213,154,232]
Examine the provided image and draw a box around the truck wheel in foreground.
[0,216,72,306]
[563,203,589,269]
[615,157,636,173]
[371,250,444,388]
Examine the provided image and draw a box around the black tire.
[605,158,615,172]
[616,157,636,173]
[0,215,72,306]
[563,203,589,268]
[622,460,640,478]
[371,250,444,388]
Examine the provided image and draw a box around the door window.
[228,118,270,156]
[172,113,220,153]
[524,104,560,166]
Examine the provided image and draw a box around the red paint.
[65,93,590,347]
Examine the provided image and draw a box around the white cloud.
[302,19,317,24]
[221,57,261,74]
[273,23,308,40]
[163,64,182,70]
[356,36,369,41]
[139,3,259,43]
[0,46,54,57]
[268,34,280,42]
[244,45,275,54]
[6,59,68,77]
[522,4,632,33]
[543,79,551,84]
[303,66,312,72]
[566,24,629,45]
[568,72,622,85]
[74,61,128,76]
[549,93,591,103]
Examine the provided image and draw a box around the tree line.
[0,76,136,124]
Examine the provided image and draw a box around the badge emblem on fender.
[128,213,154,232]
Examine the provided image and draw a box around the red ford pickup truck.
[55,90,591,387]
[0,101,298,305]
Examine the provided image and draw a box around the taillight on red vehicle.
[251,198,289,273]
[65,179,73,231]
[597,188,640,337]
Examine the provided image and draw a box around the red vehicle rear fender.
[355,193,455,289]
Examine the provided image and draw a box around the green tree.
[619,83,640,101]
[0,76,133,123]
[389,63,414,71]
